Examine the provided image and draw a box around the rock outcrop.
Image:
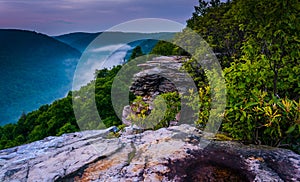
[130,56,188,96]
[123,56,189,127]
[1,124,299,181]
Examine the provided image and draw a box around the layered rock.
[130,56,188,96]
[123,56,189,127]
[0,127,120,182]
[1,124,299,181]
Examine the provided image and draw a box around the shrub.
[223,91,300,150]
[127,92,181,130]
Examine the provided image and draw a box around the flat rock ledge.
[0,125,299,182]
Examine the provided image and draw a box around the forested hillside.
[0,29,81,124]
[0,0,299,154]
[0,65,125,149]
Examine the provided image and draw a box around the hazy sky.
[0,0,198,35]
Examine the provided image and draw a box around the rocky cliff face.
[1,124,299,181]
[123,56,189,127]
[130,56,187,96]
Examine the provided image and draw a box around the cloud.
[73,44,132,89]
[104,49,129,67]
[63,0,134,3]
[0,0,198,35]
[53,20,74,25]
[91,44,131,53]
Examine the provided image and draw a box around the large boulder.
[124,56,187,127]
[130,56,187,96]
[0,124,299,181]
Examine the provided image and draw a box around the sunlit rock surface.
[0,125,299,181]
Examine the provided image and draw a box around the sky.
[0,0,198,36]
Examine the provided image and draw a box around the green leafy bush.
[150,40,189,56]
[127,92,181,130]
[183,87,210,128]
[223,90,300,152]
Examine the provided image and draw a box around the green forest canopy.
[0,0,299,153]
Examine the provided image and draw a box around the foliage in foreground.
[127,92,181,130]
[149,0,300,153]
[185,86,300,153]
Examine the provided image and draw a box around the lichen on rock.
[0,124,299,181]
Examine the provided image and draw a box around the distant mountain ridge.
[0,29,175,125]
[53,32,175,54]
[1,29,80,56]
[0,29,81,125]
[53,32,100,53]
